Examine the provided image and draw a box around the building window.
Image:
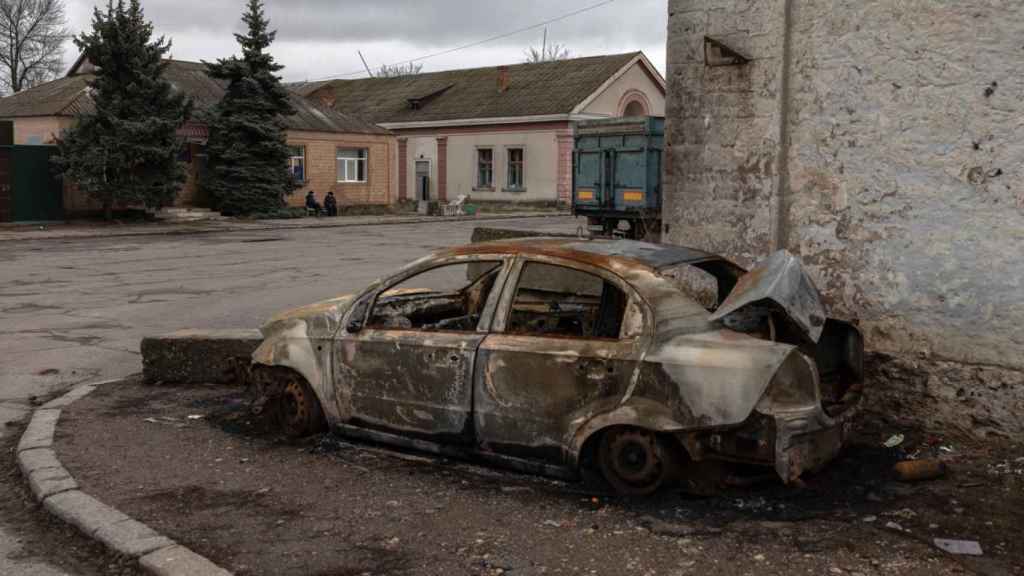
[289,145,306,182]
[476,148,493,189]
[506,147,524,190]
[337,148,368,183]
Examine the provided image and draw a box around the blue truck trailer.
[572,116,663,240]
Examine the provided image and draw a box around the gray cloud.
[62,0,667,81]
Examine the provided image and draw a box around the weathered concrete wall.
[664,0,1024,438]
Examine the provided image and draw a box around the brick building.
[662,0,1024,436]
[0,58,395,216]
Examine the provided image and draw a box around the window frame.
[288,145,306,183]
[504,146,525,192]
[350,256,512,335]
[492,256,646,342]
[336,147,369,183]
[475,147,494,190]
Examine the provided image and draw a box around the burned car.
[249,238,864,495]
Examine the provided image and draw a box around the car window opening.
[508,262,628,339]
[368,262,503,332]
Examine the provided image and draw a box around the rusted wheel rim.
[280,378,309,434]
[600,428,665,494]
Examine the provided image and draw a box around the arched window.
[617,89,651,117]
[623,100,647,117]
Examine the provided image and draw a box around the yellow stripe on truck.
[577,188,595,201]
[623,190,644,202]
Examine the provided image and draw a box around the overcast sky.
[61,0,667,81]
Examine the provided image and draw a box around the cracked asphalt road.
[0,216,579,574]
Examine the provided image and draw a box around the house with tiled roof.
[291,51,665,205]
[0,57,396,216]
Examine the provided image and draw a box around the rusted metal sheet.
[710,250,828,343]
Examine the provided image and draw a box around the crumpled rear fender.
[565,397,689,469]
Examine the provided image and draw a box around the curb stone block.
[94,518,175,557]
[17,408,60,452]
[141,329,263,384]
[17,447,63,474]
[28,467,78,499]
[140,545,234,576]
[42,384,99,409]
[22,380,235,574]
[43,490,132,536]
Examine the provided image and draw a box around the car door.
[334,257,510,442]
[473,257,648,463]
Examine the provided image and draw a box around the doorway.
[415,160,431,201]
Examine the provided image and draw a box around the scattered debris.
[894,459,947,482]
[883,434,905,448]
[36,368,60,376]
[144,417,158,424]
[934,539,983,556]
[187,414,204,420]
[541,520,562,528]
[885,521,904,532]
[862,516,877,523]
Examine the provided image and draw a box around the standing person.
[324,191,338,217]
[305,190,321,215]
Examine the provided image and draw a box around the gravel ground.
[55,379,1024,576]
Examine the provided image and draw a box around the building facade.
[295,52,665,205]
[0,58,396,218]
[663,0,1024,437]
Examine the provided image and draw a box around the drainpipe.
[771,0,795,252]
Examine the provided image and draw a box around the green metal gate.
[5,145,64,222]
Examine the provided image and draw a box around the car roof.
[446,237,731,271]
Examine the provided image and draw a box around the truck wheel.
[277,373,326,438]
[597,427,681,496]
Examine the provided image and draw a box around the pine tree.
[203,0,296,215]
[53,0,192,221]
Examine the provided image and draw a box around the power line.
[305,0,615,82]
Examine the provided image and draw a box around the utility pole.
[357,51,374,78]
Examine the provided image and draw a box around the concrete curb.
[16,379,233,576]
[0,212,572,242]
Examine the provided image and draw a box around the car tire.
[597,427,681,496]
[276,373,326,438]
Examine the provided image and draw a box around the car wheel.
[597,427,680,496]
[276,373,326,438]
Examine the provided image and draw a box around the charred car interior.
[249,238,865,496]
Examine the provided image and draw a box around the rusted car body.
[250,238,864,495]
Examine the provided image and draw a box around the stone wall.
[664,0,1024,438]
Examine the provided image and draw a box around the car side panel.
[473,334,640,462]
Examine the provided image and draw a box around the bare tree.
[524,28,570,63]
[0,0,68,94]
[524,43,570,63]
[376,61,422,78]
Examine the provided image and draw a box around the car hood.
[261,294,357,340]
[709,250,828,343]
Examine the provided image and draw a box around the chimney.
[497,66,509,93]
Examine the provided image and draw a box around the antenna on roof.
[357,51,375,78]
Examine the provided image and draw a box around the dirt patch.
[0,423,143,575]
[57,379,1024,576]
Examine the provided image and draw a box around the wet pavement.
[0,216,579,574]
